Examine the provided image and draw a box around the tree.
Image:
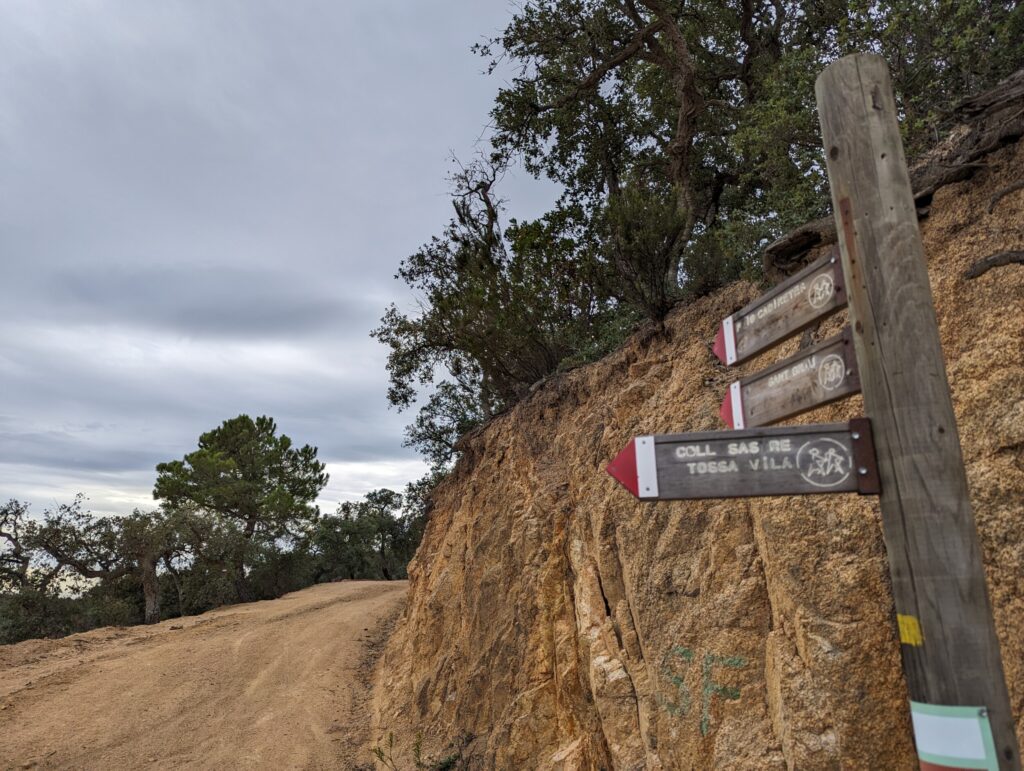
[376,0,1023,475]
[29,497,173,624]
[1,500,37,591]
[314,489,404,581]
[153,415,328,601]
[483,0,1023,307]
[310,488,430,582]
[374,159,631,470]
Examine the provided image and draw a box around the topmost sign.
[713,247,846,365]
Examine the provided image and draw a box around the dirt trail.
[0,580,406,770]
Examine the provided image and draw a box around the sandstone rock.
[371,139,1024,769]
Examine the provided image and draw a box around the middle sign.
[720,327,861,429]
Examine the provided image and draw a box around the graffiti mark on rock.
[659,646,747,736]
[659,645,695,717]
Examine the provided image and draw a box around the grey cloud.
[48,265,377,339]
[0,429,162,474]
[0,1,556,514]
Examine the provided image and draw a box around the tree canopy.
[29,499,174,623]
[1,471,437,644]
[153,414,328,601]
[310,488,427,582]
[376,0,1023,471]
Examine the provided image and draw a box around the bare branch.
[536,18,666,112]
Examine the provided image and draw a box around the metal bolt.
[858,467,868,476]
[851,431,861,440]
[830,256,837,264]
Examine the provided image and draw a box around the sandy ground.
[0,580,406,771]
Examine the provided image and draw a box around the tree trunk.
[140,555,161,624]
[232,556,252,603]
[232,517,258,602]
[163,557,185,618]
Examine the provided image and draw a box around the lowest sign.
[607,420,879,500]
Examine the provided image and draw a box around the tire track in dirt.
[0,580,406,770]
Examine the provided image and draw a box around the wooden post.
[817,54,1019,768]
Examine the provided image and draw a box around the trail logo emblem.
[796,438,851,488]
[817,354,846,391]
[807,273,835,309]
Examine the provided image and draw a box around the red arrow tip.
[712,323,727,364]
[720,387,735,428]
[606,439,639,497]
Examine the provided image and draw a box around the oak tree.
[29,498,173,624]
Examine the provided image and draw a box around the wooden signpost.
[817,54,1017,770]
[606,52,1017,769]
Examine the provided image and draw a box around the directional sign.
[606,420,879,500]
[720,327,861,429]
[713,248,847,366]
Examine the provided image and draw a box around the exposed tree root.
[988,180,1024,213]
[763,67,1024,277]
[964,250,1024,279]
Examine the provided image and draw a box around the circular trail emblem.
[817,354,846,391]
[807,274,835,309]
[796,438,851,488]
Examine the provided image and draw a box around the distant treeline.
[374,0,1023,472]
[0,415,437,645]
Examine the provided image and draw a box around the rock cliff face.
[371,138,1024,769]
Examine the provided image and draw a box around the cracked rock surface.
[371,138,1024,769]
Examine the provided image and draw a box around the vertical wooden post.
[816,54,1019,769]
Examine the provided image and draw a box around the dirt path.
[0,580,406,770]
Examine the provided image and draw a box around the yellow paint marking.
[897,614,924,646]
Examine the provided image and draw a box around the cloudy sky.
[0,1,556,516]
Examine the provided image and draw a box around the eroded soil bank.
[371,137,1024,768]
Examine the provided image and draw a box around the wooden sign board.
[607,420,879,500]
[720,327,861,429]
[713,248,847,366]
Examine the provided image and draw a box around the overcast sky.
[0,1,556,516]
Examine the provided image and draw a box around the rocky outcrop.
[371,139,1024,768]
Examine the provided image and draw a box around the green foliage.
[603,184,689,321]
[23,497,177,624]
[369,730,473,771]
[377,0,1022,473]
[0,587,136,645]
[374,161,631,470]
[0,459,438,645]
[486,0,1022,265]
[154,414,327,540]
[828,0,1023,156]
[1,497,161,642]
[153,414,328,600]
[311,488,425,582]
[1,500,43,592]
